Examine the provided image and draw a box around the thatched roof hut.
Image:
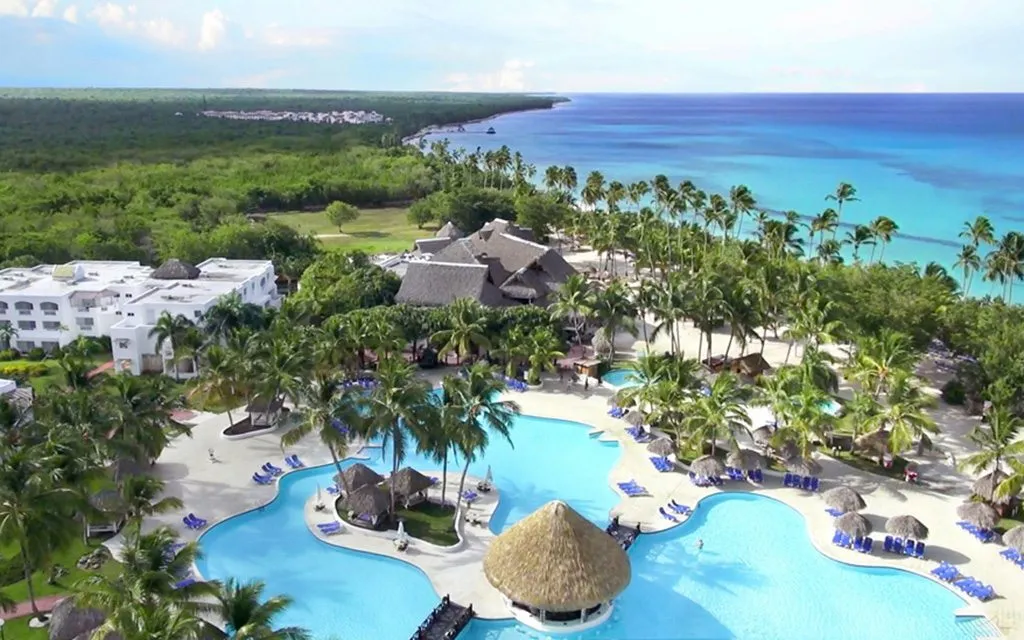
[834,512,872,538]
[786,457,822,477]
[108,456,149,482]
[341,484,389,517]
[972,470,1015,504]
[150,258,200,280]
[776,440,800,461]
[822,486,866,513]
[388,467,433,498]
[957,502,999,529]
[436,221,464,239]
[88,489,124,514]
[623,411,644,427]
[854,429,890,455]
[690,455,724,478]
[646,438,674,457]
[1003,525,1024,551]
[750,426,774,446]
[48,597,226,640]
[726,448,763,471]
[886,515,929,540]
[334,463,384,493]
[483,501,630,618]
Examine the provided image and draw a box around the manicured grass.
[394,502,459,547]
[1,615,48,640]
[825,447,910,481]
[0,533,119,607]
[995,513,1023,535]
[0,352,113,394]
[271,207,439,254]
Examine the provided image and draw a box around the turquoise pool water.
[199,415,989,640]
[602,369,641,387]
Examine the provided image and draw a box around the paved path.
[7,594,62,618]
[87,360,114,378]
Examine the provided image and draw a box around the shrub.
[26,347,46,361]
[48,345,63,359]
[941,378,966,406]
[0,362,49,381]
[0,349,17,361]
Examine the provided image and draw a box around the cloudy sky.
[1,0,1022,91]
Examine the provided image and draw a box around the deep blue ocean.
[433,94,1024,294]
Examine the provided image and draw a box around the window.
[40,302,59,316]
[127,312,135,317]
[15,341,33,352]
[41,341,59,352]
[260,276,267,288]
[116,339,131,349]
[17,321,36,331]
[76,317,95,329]
[14,301,32,315]
[42,321,62,331]
[0,302,7,314]
[125,293,132,298]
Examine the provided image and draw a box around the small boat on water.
[486,126,496,135]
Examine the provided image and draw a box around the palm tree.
[191,345,244,426]
[680,372,751,457]
[431,298,490,364]
[984,231,1024,301]
[838,390,882,443]
[117,474,184,531]
[873,371,938,456]
[215,578,311,640]
[728,185,757,239]
[149,312,195,381]
[959,215,996,249]
[777,385,834,459]
[868,215,899,263]
[844,224,875,263]
[810,208,839,254]
[958,405,1024,500]
[846,330,918,398]
[825,182,858,238]
[105,374,189,462]
[547,273,594,348]
[416,379,463,507]
[524,329,565,385]
[0,323,16,351]
[591,279,638,361]
[954,244,982,298]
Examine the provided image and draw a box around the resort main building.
[0,258,279,376]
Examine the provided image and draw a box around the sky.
[1,0,1023,92]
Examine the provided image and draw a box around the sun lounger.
[462,490,478,503]
[852,536,864,552]
[650,456,672,472]
[884,535,894,552]
[285,455,302,469]
[914,541,925,558]
[185,513,207,529]
[658,507,678,523]
[832,530,843,545]
[669,500,692,515]
[861,537,873,553]
[326,485,340,495]
[748,468,763,483]
[838,533,851,547]
[809,477,820,491]
[265,462,284,475]
[903,539,916,556]
[174,577,196,589]
[252,472,273,485]
[317,522,342,535]
[825,507,843,517]
[802,477,812,491]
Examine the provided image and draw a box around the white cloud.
[445,59,533,91]
[0,0,28,17]
[260,24,335,48]
[197,9,226,51]
[61,3,75,22]
[88,2,188,47]
[88,1,129,27]
[30,0,55,17]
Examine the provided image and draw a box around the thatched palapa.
[776,441,800,461]
[483,500,630,613]
[834,512,872,538]
[388,467,434,498]
[690,455,724,478]
[341,484,389,517]
[885,515,929,540]
[786,456,822,477]
[150,258,200,280]
[623,411,644,427]
[957,502,999,529]
[972,470,1014,504]
[822,486,866,513]
[726,448,763,471]
[647,438,674,457]
[1003,525,1024,551]
[854,429,890,455]
[48,597,226,640]
[750,426,774,446]
[334,463,384,493]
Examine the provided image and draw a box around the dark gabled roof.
[150,259,200,280]
[395,262,509,307]
[734,352,771,376]
[435,221,464,239]
[431,238,480,265]
[477,218,536,243]
[413,237,455,255]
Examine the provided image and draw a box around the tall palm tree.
[728,185,756,240]
[959,215,996,250]
[117,474,184,531]
[105,374,189,462]
[214,578,311,640]
[524,328,565,385]
[844,225,875,263]
[547,273,594,348]
[984,231,1024,302]
[846,329,918,398]
[825,182,858,238]
[0,323,16,351]
[149,312,195,381]
[958,405,1024,501]
[191,345,243,426]
[870,371,938,457]
[810,208,839,254]
[954,244,982,298]
[591,279,638,361]
[838,390,882,443]
[868,215,899,263]
[680,372,751,456]
[431,298,490,364]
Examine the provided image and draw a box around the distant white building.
[0,258,280,378]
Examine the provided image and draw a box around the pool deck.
[136,374,1022,637]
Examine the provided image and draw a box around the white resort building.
[0,257,279,377]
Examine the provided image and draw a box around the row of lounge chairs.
[182,513,207,530]
[340,379,377,390]
[625,425,652,443]
[608,405,627,419]
[784,473,820,491]
[931,563,995,600]
[503,377,528,392]
[689,472,722,488]
[956,520,996,543]
[659,500,693,523]
[618,480,648,497]
[884,536,926,558]
[999,548,1024,568]
[317,521,342,536]
[832,531,874,553]
[252,456,306,485]
[650,456,673,472]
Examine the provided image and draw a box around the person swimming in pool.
[695,538,704,551]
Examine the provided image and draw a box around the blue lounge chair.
[852,537,864,552]
[903,539,916,556]
[326,485,340,495]
[174,577,196,589]
[462,490,478,503]
[659,507,678,523]
[838,533,851,547]
[285,455,301,469]
[260,463,281,477]
[186,513,207,528]
[783,473,792,486]
[884,535,893,552]
[809,477,820,491]
[265,462,284,475]
[825,507,842,517]
[1000,548,1019,562]
[751,468,763,483]
[252,472,273,485]
[832,530,843,546]
[892,538,904,554]
[915,541,925,558]
[802,477,812,491]
[668,500,692,515]
[861,537,873,553]
[290,454,305,467]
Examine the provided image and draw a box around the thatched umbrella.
[834,512,872,538]
[786,457,822,477]
[750,426,773,446]
[49,598,106,640]
[88,489,125,515]
[387,467,433,498]
[646,437,674,457]
[726,448,763,471]
[956,502,999,529]
[1003,525,1024,551]
[623,411,644,427]
[777,441,800,461]
[822,486,866,513]
[854,429,890,455]
[972,470,1013,504]
[690,455,724,478]
[886,515,929,540]
[334,463,384,493]
[483,500,630,613]
[341,484,389,517]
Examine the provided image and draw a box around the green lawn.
[394,502,459,546]
[0,352,113,394]
[270,207,439,254]
[0,533,118,606]
[825,447,910,481]
[2,615,48,640]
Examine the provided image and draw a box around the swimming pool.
[602,368,642,387]
[197,412,620,639]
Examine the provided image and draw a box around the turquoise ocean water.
[434,94,1024,294]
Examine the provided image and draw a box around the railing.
[409,594,474,640]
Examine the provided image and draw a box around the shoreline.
[402,101,569,146]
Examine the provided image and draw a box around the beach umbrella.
[956,502,999,529]
[972,470,1013,504]
[484,465,493,486]
[690,455,724,478]
[1003,525,1024,551]
[397,519,407,542]
[647,437,674,457]
[885,515,929,540]
[750,426,773,446]
[834,512,872,538]
[316,483,323,507]
[726,448,764,471]
[854,429,890,456]
[777,441,800,461]
[822,486,866,513]
[786,457,822,477]
[623,411,644,427]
